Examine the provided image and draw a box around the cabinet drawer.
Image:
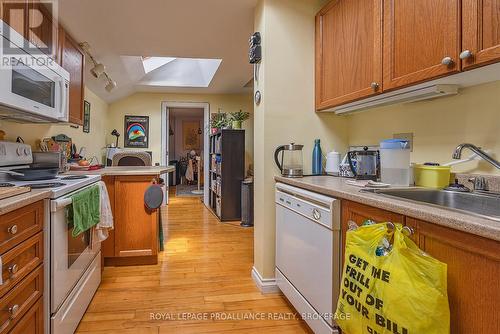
[9,298,43,334]
[0,202,44,254]
[0,265,43,333]
[7,298,43,334]
[0,233,43,298]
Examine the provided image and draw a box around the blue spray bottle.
[312,139,322,175]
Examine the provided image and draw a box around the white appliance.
[0,20,70,123]
[0,142,102,334]
[325,151,341,176]
[275,183,341,334]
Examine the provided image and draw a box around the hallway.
[76,192,310,333]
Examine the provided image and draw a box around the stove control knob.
[16,147,23,156]
[24,147,31,155]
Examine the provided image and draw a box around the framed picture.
[124,115,149,148]
[182,120,201,150]
[83,100,90,133]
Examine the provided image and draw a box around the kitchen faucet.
[452,143,500,169]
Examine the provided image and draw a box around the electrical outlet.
[393,133,413,152]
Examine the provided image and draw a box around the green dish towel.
[67,184,100,237]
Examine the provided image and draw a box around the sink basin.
[363,188,500,221]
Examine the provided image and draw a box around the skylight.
[140,57,222,88]
[142,56,176,73]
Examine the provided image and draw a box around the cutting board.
[0,187,31,200]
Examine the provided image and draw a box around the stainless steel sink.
[363,188,500,221]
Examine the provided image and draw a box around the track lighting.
[90,63,105,78]
[105,78,117,92]
[79,41,117,93]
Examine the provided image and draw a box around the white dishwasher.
[275,183,341,334]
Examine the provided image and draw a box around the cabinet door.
[58,27,84,125]
[383,0,461,90]
[341,200,404,263]
[410,218,500,334]
[1,0,28,38]
[315,0,382,110]
[27,0,57,58]
[114,176,158,258]
[462,0,500,69]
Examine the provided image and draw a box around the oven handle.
[50,197,72,212]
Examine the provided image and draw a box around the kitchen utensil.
[1,167,59,181]
[274,143,304,178]
[414,164,451,189]
[325,151,341,176]
[347,147,379,181]
[144,184,164,210]
[379,139,411,186]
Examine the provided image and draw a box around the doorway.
[161,102,210,205]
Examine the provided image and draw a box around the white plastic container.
[325,151,341,176]
[380,139,411,186]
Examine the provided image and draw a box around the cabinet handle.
[8,264,18,275]
[7,225,18,235]
[459,50,473,60]
[9,304,19,315]
[370,82,380,91]
[441,56,454,66]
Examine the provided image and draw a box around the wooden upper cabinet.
[315,0,382,110]
[462,0,500,69]
[58,27,84,125]
[27,0,57,58]
[383,0,461,90]
[1,0,28,38]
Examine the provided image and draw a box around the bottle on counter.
[312,139,322,175]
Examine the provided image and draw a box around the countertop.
[275,175,500,242]
[0,189,51,215]
[67,165,175,176]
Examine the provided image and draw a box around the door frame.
[161,101,210,205]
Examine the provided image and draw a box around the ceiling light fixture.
[79,41,117,92]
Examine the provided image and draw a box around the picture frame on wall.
[124,115,149,148]
[83,101,90,133]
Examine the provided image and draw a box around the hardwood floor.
[76,189,311,333]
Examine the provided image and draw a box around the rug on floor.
[175,184,204,197]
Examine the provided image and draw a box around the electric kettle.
[274,143,304,177]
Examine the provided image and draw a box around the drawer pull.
[8,264,19,275]
[9,304,19,315]
[7,225,18,235]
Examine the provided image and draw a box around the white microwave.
[0,20,69,123]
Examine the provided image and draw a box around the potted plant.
[210,111,228,134]
[229,110,250,129]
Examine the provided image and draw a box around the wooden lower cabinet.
[407,217,500,334]
[340,199,500,333]
[8,297,43,334]
[102,175,159,266]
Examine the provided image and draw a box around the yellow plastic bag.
[335,223,450,334]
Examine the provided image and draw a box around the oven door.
[50,187,101,314]
[0,35,69,122]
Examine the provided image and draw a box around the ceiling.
[57,0,257,103]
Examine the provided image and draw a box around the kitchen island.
[70,166,175,266]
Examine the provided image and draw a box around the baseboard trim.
[251,267,280,294]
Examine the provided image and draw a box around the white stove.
[1,141,102,334]
[4,174,101,198]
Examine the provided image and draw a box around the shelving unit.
[208,129,245,221]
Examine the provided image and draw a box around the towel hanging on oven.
[67,184,100,237]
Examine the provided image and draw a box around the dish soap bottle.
[312,139,322,175]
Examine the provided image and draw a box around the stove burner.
[60,175,89,180]
[0,183,15,187]
[25,182,66,189]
